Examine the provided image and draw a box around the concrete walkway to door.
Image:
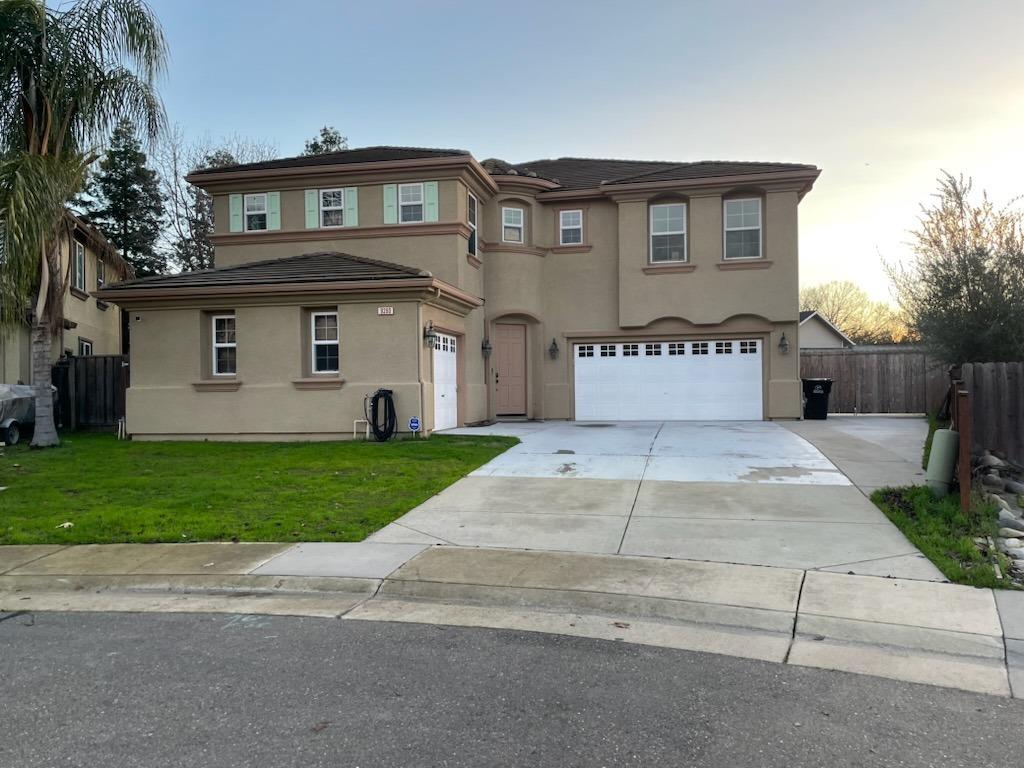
[370,420,943,580]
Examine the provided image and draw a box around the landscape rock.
[989,493,1013,511]
[999,527,1024,539]
[1005,548,1024,560]
[982,474,1006,490]
[999,538,1023,549]
[1005,479,1024,495]
[980,452,1008,469]
[998,510,1024,531]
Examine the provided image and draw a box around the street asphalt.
[1,611,1020,767]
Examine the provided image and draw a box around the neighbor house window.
[650,203,687,262]
[502,207,524,243]
[311,312,340,373]
[467,192,478,256]
[724,198,762,259]
[212,315,237,376]
[320,188,345,228]
[96,257,105,289]
[399,183,424,223]
[559,209,583,245]
[244,193,267,231]
[77,338,93,356]
[73,241,86,291]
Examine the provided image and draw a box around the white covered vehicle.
[0,384,37,445]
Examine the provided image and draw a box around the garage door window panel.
[650,203,687,263]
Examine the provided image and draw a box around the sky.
[148,0,1024,302]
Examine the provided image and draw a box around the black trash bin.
[802,378,833,420]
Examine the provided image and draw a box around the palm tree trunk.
[29,322,59,448]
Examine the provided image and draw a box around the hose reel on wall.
[364,388,397,441]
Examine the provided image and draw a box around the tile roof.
[193,146,470,175]
[799,310,816,322]
[483,157,818,189]
[100,252,429,291]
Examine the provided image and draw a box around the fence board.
[962,362,1024,466]
[799,346,946,414]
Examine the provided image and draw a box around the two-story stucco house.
[1,210,130,384]
[95,146,819,440]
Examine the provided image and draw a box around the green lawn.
[0,433,516,545]
[871,486,1013,589]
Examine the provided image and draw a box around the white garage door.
[433,333,458,431]
[574,339,763,421]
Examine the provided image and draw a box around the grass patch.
[922,411,951,470]
[0,433,516,545]
[871,486,1012,589]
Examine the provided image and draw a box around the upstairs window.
[399,183,424,223]
[212,315,237,375]
[78,338,93,356]
[96,257,106,289]
[73,241,86,291]
[559,209,583,245]
[320,189,345,228]
[650,203,686,262]
[467,192,478,256]
[244,193,267,231]
[502,207,524,243]
[724,198,762,259]
[312,312,340,373]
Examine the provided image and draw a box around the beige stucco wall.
[0,326,32,384]
[799,315,847,348]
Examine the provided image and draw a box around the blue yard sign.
[408,417,421,433]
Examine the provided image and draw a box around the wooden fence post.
[958,388,972,514]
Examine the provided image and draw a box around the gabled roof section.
[799,310,856,346]
[64,209,134,279]
[193,146,470,176]
[99,252,430,292]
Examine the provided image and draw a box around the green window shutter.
[424,181,439,222]
[267,192,281,230]
[305,190,319,229]
[344,187,359,227]
[383,184,397,224]
[229,194,243,233]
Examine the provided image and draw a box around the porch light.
[481,338,492,358]
[424,321,438,346]
[548,338,559,360]
[778,333,790,355]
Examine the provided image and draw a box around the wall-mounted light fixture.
[778,332,790,355]
[481,338,492,358]
[424,321,438,346]
[548,338,559,360]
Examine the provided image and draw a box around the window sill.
[70,287,89,301]
[642,263,696,274]
[467,253,482,269]
[292,376,344,390]
[95,299,109,311]
[192,379,242,392]
[717,259,773,271]
[551,245,592,254]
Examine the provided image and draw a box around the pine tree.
[92,119,167,276]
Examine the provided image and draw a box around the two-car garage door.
[574,339,763,421]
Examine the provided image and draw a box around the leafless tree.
[799,280,913,344]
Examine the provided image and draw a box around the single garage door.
[574,339,763,421]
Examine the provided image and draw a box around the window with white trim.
[600,344,616,357]
[320,188,345,228]
[577,344,594,358]
[650,203,687,262]
[645,343,662,356]
[73,241,86,291]
[623,343,639,357]
[244,193,267,231]
[312,312,340,373]
[212,315,237,375]
[399,183,424,223]
[740,340,758,354]
[724,198,762,259]
[502,207,524,243]
[692,342,709,355]
[559,209,583,245]
[467,192,478,256]
[78,338,93,356]
[715,341,733,354]
[668,342,685,356]
[96,257,106,289]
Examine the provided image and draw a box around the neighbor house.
[799,310,854,349]
[1,210,130,384]
[95,146,819,440]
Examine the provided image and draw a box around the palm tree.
[0,0,166,447]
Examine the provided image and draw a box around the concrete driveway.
[370,420,942,580]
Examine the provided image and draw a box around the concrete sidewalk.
[3,541,1023,699]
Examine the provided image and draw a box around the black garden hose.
[365,388,397,442]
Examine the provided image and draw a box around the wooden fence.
[799,346,947,414]
[52,354,129,431]
[958,362,1024,467]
